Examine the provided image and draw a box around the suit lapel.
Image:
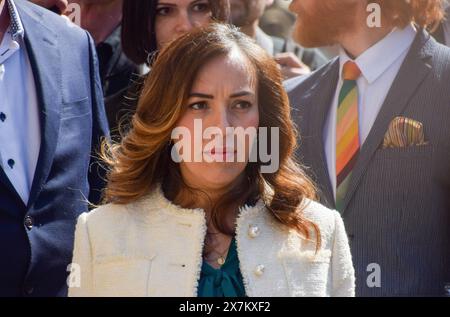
[303,60,339,208]
[340,29,434,214]
[15,2,62,210]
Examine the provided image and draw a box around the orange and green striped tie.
[336,61,361,211]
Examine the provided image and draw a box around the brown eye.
[189,101,209,110]
[233,101,252,110]
[156,7,172,16]
[192,2,210,13]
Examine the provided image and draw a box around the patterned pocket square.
[382,117,428,149]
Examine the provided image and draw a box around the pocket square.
[382,117,428,149]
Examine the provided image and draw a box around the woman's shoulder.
[298,198,343,240]
[76,202,135,232]
[300,198,340,221]
[76,186,204,230]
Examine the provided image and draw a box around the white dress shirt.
[323,24,417,200]
[0,0,41,204]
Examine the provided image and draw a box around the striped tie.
[336,61,361,211]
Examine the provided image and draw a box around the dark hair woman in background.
[122,0,230,65]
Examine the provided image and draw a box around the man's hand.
[275,52,311,79]
[30,0,69,15]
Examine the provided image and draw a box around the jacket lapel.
[302,60,340,208]
[15,2,62,210]
[340,29,434,214]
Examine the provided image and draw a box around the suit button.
[23,285,34,296]
[24,216,34,230]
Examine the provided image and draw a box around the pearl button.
[248,225,260,238]
[254,264,265,277]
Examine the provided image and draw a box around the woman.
[69,23,355,297]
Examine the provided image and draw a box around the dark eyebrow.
[189,93,214,99]
[189,91,255,99]
[230,91,255,98]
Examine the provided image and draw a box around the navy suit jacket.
[0,0,109,296]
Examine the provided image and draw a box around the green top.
[197,238,246,297]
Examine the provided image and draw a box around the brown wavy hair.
[373,0,445,30]
[102,23,321,249]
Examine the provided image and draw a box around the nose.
[212,107,233,137]
[175,11,195,34]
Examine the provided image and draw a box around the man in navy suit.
[0,0,109,296]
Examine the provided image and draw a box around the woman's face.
[174,51,260,194]
[155,0,213,49]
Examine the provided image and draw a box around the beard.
[292,0,359,48]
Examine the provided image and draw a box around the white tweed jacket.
[69,186,355,297]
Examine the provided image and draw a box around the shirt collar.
[6,0,24,41]
[339,24,417,84]
[101,25,121,50]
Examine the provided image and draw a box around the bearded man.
[285,0,450,296]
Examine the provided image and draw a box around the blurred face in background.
[229,0,272,27]
[176,51,259,192]
[289,0,359,47]
[155,0,213,49]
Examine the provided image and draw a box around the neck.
[76,0,122,45]
[239,20,260,39]
[174,185,228,214]
[175,184,236,233]
[0,0,10,43]
[338,19,395,59]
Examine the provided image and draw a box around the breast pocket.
[93,256,155,297]
[59,98,93,150]
[61,98,91,121]
[365,144,433,211]
[354,143,434,249]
